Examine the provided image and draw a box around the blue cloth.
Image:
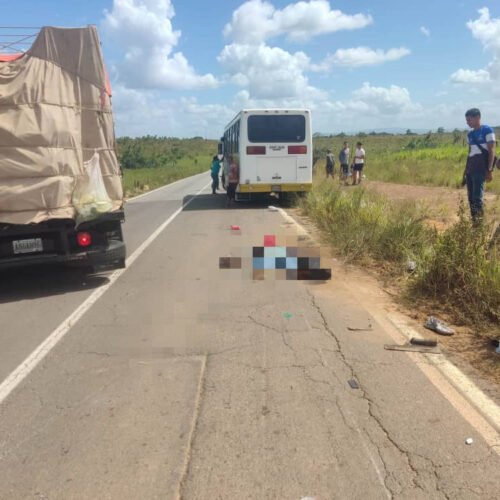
[211,160,221,176]
[466,169,486,219]
[467,125,495,157]
[339,148,349,164]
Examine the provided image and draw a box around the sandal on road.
[424,316,455,336]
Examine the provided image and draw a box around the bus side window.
[235,121,240,153]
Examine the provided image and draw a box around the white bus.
[219,109,313,201]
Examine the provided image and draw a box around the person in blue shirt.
[210,155,221,194]
[464,108,496,220]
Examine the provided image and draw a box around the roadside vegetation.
[301,180,500,333]
[313,129,500,194]
[117,136,217,197]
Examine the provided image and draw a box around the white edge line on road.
[276,206,500,444]
[0,181,211,406]
[126,172,208,203]
[388,314,500,434]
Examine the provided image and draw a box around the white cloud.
[467,7,500,52]
[112,85,234,137]
[218,43,324,99]
[333,82,421,116]
[314,46,410,70]
[223,0,372,44]
[102,0,217,90]
[449,8,500,92]
[450,68,491,84]
[420,26,430,37]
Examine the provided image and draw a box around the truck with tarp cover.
[0,25,126,271]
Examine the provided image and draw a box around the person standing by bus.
[325,149,335,179]
[227,161,239,207]
[352,142,365,185]
[210,155,221,194]
[339,141,350,184]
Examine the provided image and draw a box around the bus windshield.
[247,115,306,143]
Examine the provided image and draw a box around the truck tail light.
[77,232,92,247]
[246,146,266,155]
[288,145,307,154]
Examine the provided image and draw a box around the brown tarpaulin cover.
[0,26,123,225]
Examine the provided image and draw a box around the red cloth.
[0,53,24,62]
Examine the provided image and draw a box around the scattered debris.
[348,379,360,389]
[406,259,417,273]
[465,438,474,445]
[410,337,438,347]
[424,316,455,336]
[347,325,373,332]
[384,343,441,354]
[283,312,293,320]
[492,339,500,354]
[268,205,279,212]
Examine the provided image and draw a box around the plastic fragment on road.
[406,259,417,273]
[268,205,279,212]
[347,325,373,332]
[283,312,293,320]
[348,379,360,389]
[465,438,474,445]
[384,343,441,354]
[410,337,438,347]
[424,316,455,336]
[230,225,240,231]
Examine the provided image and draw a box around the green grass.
[313,131,500,195]
[117,137,218,196]
[302,181,500,330]
[302,180,436,267]
[410,204,500,326]
[122,155,211,197]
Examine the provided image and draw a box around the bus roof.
[224,108,310,130]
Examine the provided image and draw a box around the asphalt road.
[0,172,499,499]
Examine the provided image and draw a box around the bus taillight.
[288,145,307,154]
[247,146,266,155]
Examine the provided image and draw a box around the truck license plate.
[13,238,43,254]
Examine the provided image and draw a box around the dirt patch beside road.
[365,180,499,231]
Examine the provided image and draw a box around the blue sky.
[3,0,500,137]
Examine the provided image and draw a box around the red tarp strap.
[0,53,24,62]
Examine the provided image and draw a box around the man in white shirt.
[352,142,365,185]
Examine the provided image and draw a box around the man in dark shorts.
[352,141,365,185]
[325,149,335,178]
[339,141,350,184]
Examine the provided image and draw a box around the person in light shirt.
[464,108,496,221]
[352,142,365,185]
